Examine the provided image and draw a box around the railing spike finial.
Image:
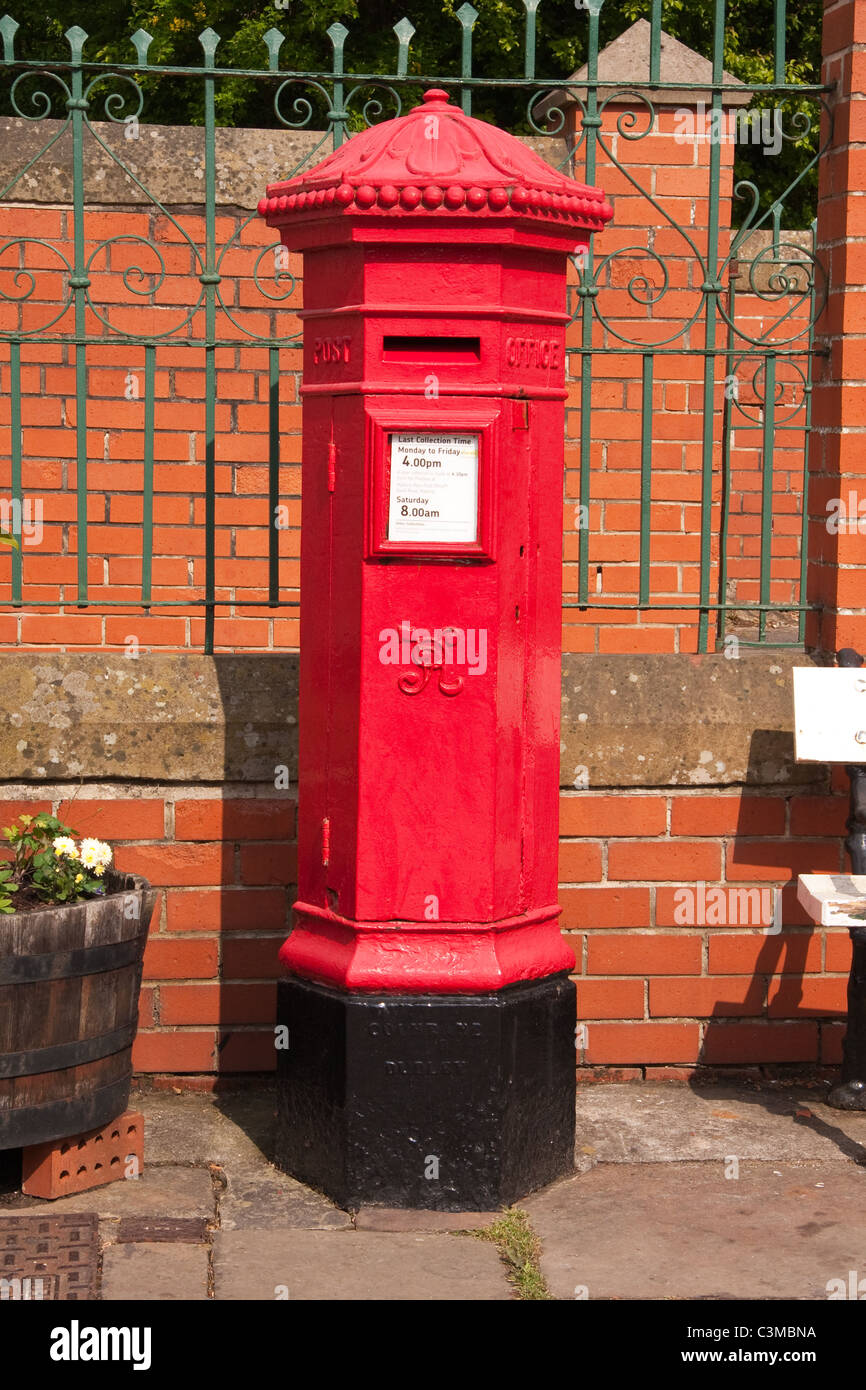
[64,25,88,63]
[327,21,349,66]
[456,4,477,116]
[198,27,220,68]
[327,22,349,146]
[393,17,415,79]
[130,29,152,67]
[522,0,539,82]
[0,14,19,64]
[262,27,285,73]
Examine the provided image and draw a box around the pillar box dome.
[259,88,613,243]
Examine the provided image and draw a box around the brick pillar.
[808,0,866,655]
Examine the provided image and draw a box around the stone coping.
[0,119,570,211]
[0,651,823,789]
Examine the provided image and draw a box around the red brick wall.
[0,203,303,650]
[563,785,848,1076]
[563,103,812,656]
[0,109,813,656]
[0,784,848,1078]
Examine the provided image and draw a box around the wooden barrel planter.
[0,871,156,1150]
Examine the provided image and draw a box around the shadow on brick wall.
[692,726,862,1158]
[211,654,299,1078]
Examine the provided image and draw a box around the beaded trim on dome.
[259,180,612,224]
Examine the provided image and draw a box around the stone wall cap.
[534,18,751,126]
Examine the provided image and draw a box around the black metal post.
[828,648,866,1110]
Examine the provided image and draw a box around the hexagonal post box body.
[261,90,611,1210]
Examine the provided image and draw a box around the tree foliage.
[4,0,823,224]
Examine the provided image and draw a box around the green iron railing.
[0,1,830,652]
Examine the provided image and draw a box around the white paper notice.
[388,433,479,545]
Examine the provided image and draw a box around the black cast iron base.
[274,972,577,1211]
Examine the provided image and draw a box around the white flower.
[80,838,112,870]
[53,837,78,859]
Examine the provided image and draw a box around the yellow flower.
[75,873,83,883]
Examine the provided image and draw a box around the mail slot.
[260,88,612,1210]
[382,335,481,363]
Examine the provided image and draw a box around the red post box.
[260,90,611,1211]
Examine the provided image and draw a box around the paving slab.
[525,1159,866,1301]
[213,1229,512,1300]
[136,1091,274,1166]
[101,1242,210,1301]
[574,1084,866,1166]
[355,1208,500,1232]
[6,1166,215,1221]
[219,1163,350,1230]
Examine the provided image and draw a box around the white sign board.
[387,433,479,545]
[798,872,866,926]
[793,667,866,762]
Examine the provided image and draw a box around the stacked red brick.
[0,206,302,650]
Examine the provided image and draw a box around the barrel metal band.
[0,1075,132,1151]
[0,929,148,985]
[0,1021,138,1079]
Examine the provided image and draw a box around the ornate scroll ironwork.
[0,1,830,652]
